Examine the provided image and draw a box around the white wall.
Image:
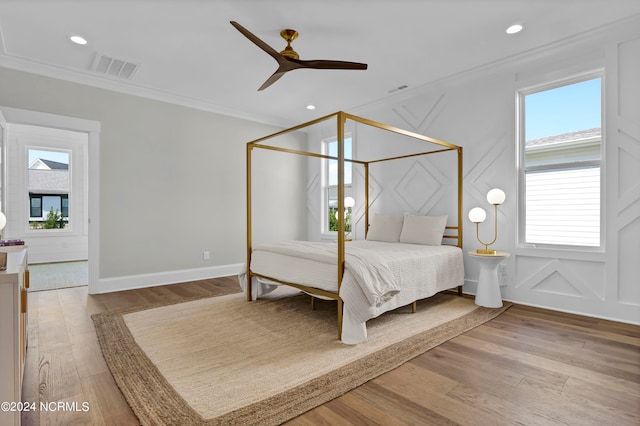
[0,67,307,293]
[346,18,640,324]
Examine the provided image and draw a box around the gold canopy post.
[457,146,464,296]
[364,162,370,239]
[336,112,346,287]
[457,146,463,249]
[337,112,346,339]
[246,143,253,301]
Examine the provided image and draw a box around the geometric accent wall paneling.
[464,128,512,257]
[616,123,640,306]
[393,159,446,213]
[516,256,605,300]
[347,22,640,325]
[465,129,511,209]
[351,167,384,239]
[389,94,450,215]
[617,129,640,227]
[618,213,640,305]
[616,37,640,306]
[392,94,445,131]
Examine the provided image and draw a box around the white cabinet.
[0,247,28,426]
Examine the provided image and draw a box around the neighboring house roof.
[29,158,69,170]
[525,128,601,149]
[28,169,69,194]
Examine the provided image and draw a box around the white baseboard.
[501,297,640,326]
[89,263,243,294]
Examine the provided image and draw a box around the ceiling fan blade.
[230,21,281,61]
[231,21,368,90]
[294,59,368,70]
[258,70,287,91]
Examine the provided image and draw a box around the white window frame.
[321,134,352,236]
[27,147,72,229]
[24,145,77,234]
[516,71,605,251]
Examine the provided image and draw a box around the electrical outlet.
[498,264,508,287]
[203,250,210,261]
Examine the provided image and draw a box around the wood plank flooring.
[21,277,639,425]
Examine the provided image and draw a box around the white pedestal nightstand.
[468,251,510,308]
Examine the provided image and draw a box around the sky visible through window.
[28,149,69,165]
[525,78,601,140]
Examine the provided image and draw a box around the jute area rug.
[92,288,510,425]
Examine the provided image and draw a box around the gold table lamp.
[468,189,506,254]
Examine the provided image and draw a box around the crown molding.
[0,53,296,129]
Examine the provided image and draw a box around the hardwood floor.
[22,277,639,425]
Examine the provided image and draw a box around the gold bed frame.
[246,111,463,339]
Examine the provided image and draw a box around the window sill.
[514,244,605,262]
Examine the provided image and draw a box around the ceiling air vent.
[91,53,140,80]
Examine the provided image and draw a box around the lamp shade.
[468,207,487,223]
[344,196,355,208]
[487,188,506,205]
[0,212,6,231]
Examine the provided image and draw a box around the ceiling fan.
[230,21,368,91]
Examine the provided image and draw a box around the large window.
[323,136,352,233]
[519,75,602,248]
[27,149,70,230]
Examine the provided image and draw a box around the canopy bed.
[240,111,463,344]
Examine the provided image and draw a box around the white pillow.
[399,214,448,245]
[366,213,404,242]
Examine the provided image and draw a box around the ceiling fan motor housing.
[279,29,299,59]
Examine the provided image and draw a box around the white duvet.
[238,240,464,344]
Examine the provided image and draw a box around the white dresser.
[0,247,28,426]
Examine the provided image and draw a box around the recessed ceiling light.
[306,104,316,110]
[70,35,88,45]
[506,24,523,35]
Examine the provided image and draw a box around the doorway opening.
[0,106,100,293]
[8,125,88,291]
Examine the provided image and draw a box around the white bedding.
[238,240,464,344]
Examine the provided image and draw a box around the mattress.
[239,239,464,344]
